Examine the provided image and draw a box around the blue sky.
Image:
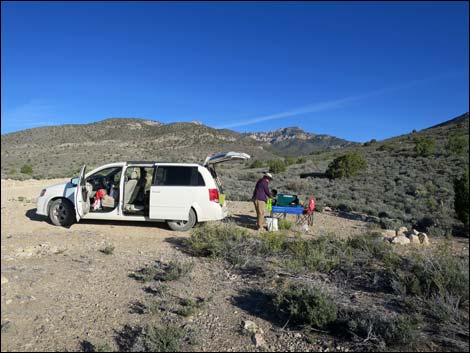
[1,1,468,142]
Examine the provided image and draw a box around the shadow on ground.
[228,214,257,229]
[25,208,171,230]
[300,172,328,179]
[25,208,47,222]
[231,288,288,328]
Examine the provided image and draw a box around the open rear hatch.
[204,152,251,204]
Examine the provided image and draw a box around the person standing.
[252,172,273,230]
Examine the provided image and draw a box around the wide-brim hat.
[264,172,273,180]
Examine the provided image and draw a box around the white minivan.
[36,152,250,231]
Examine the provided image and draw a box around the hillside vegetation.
[221,113,469,236]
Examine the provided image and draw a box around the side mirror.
[70,177,79,186]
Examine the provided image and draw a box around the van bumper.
[36,196,48,216]
[199,202,227,222]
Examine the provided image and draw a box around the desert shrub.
[99,245,115,255]
[337,203,353,212]
[185,223,250,258]
[284,237,342,273]
[130,266,159,283]
[260,231,286,254]
[400,247,469,301]
[278,219,294,230]
[325,152,367,179]
[297,157,307,164]
[377,144,396,152]
[414,137,436,156]
[135,325,186,352]
[285,157,297,166]
[273,283,337,328]
[159,260,193,281]
[335,309,422,347]
[249,160,264,168]
[453,167,469,228]
[176,297,206,317]
[447,133,468,155]
[130,260,193,283]
[20,164,33,175]
[268,159,287,173]
[346,233,394,261]
[8,169,16,174]
[363,138,377,146]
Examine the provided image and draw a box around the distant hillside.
[0,118,358,179]
[245,127,357,156]
[220,112,469,236]
[0,118,279,179]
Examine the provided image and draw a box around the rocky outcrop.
[382,227,430,246]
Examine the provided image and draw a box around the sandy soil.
[1,178,467,352]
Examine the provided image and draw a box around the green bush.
[273,283,337,328]
[447,133,468,155]
[20,164,33,175]
[138,325,186,352]
[268,159,287,173]
[325,152,367,179]
[414,137,436,156]
[454,167,469,228]
[185,223,250,258]
[249,160,264,168]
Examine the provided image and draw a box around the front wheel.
[49,199,75,227]
[167,208,197,231]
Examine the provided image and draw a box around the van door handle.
[152,191,161,193]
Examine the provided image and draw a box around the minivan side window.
[153,166,205,186]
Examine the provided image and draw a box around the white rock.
[412,229,419,235]
[323,207,333,212]
[382,229,396,239]
[408,234,420,244]
[243,320,258,335]
[1,276,8,284]
[418,233,430,245]
[392,235,411,245]
[397,226,408,236]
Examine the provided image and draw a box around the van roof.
[126,161,202,167]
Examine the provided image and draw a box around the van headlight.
[40,189,46,197]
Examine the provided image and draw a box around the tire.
[48,199,75,227]
[167,208,197,232]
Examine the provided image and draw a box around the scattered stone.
[323,207,333,212]
[1,276,8,284]
[243,320,258,335]
[408,234,421,244]
[6,299,12,305]
[253,333,267,348]
[418,233,430,245]
[411,229,419,235]
[396,226,408,236]
[392,235,411,245]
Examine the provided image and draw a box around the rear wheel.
[48,199,75,227]
[167,208,197,232]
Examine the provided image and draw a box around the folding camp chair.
[296,198,315,226]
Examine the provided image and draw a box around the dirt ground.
[1,179,468,352]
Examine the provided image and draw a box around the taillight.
[40,189,46,197]
[208,188,219,202]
